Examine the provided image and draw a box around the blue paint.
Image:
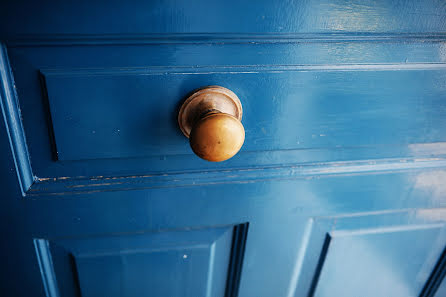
[1,1,446,36]
[422,245,446,297]
[299,211,446,297]
[1,1,446,296]
[34,226,238,297]
[6,40,446,180]
[0,45,33,193]
[34,239,60,297]
[434,280,446,297]
[40,68,446,161]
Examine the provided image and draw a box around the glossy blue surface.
[300,210,446,297]
[435,280,446,297]
[35,226,235,297]
[1,0,446,36]
[41,68,446,162]
[1,1,446,296]
[6,41,446,181]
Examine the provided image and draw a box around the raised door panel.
[4,42,446,197]
[42,68,446,162]
[34,225,248,297]
[293,209,446,297]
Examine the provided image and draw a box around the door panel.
[42,68,446,162]
[34,225,247,297]
[295,210,446,297]
[1,1,446,297]
[6,42,446,182]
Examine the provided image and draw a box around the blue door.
[1,1,446,296]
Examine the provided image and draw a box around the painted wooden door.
[1,1,446,296]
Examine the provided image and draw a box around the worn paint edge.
[5,32,446,46]
[27,157,446,196]
[0,43,34,195]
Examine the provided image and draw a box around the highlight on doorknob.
[178,86,245,162]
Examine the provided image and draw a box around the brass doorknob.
[178,86,245,162]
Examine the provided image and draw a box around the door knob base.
[178,86,243,138]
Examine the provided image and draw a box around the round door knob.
[178,86,245,162]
